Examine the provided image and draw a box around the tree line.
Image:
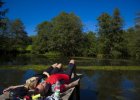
[0,0,140,59]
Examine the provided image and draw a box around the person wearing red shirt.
[0,60,78,99]
[36,59,78,94]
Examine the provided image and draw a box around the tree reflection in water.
[78,70,140,100]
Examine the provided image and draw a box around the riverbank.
[0,65,140,71]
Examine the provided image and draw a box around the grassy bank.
[0,65,140,71]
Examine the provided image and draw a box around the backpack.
[24,77,40,90]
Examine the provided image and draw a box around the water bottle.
[54,81,60,100]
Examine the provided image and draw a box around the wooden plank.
[61,87,75,100]
[60,73,83,100]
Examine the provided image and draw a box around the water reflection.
[0,70,24,94]
[0,70,140,100]
[81,71,100,91]
[78,70,140,100]
[121,78,135,100]
[1,54,140,66]
[80,89,97,100]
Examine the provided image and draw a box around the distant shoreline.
[0,65,140,71]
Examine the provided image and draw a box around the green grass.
[77,66,140,70]
[0,65,140,71]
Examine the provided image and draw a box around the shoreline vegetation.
[0,65,140,71]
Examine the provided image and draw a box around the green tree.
[82,31,97,57]
[111,8,124,58]
[32,21,53,53]
[134,12,140,59]
[124,28,136,58]
[10,19,29,51]
[0,0,8,30]
[97,8,124,58]
[97,13,112,58]
[50,12,83,56]
[0,0,8,51]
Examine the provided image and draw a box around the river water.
[0,69,140,100]
[1,54,140,66]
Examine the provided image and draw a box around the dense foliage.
[97,8,126,59]
[0,1,29,57]
[0,0,140,60]
[32,12,84,56]
[0,0,8,52]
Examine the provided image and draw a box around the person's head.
[24,77,39,90]
[35,82,51,95]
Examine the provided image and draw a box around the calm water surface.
[0,70,140,100]
[1,54,140,66]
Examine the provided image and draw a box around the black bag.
[9,87,28,99]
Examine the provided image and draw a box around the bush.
[44,51,61,58]
[111,50,122,59]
